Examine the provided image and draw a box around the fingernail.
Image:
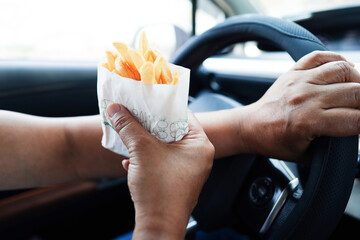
[107,104,122,118]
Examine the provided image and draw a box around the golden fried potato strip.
[112,42,137,72]
[105,51,116,71]
[140,62,155,84]
[139,31,150,56]
[103,32,180,85]
[154,56,164,84]
[160,59,173,84]
[129,49,146,72]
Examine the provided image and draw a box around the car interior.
[1,0,360,239]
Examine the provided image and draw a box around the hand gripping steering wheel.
[172,15,358,240]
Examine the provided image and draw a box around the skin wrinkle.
[336,61,352,83]
[352,84,360,106]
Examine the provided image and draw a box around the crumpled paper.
[97,62,190,157]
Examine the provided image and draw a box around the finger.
[122,159,129,171]
[318,83,360,109]
[106,103,153,150]
[293,51,353,70]
[316,108,360,137]
[307,60,360,85]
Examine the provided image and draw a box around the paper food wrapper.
[97,62,190,157]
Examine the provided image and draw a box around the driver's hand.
[246,51,360,162]
[107,104,214,239]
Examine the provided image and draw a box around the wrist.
[133,212,189,240]
[233,103,260,155]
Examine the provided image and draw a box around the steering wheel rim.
[172,14,358,239]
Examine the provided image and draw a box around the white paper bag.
[97,62,190,157]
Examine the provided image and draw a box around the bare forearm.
[0,110,78,189]
[0,111,126,190]
[0,105,252,190]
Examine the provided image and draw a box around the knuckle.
[112,113,131,133]
[311,50,322,58]
[348,112,360,133]
[334,61,352,82]
[287,93,304,106]
[309,51,324,64]
[285,87,313,107]
[352,84,360,104]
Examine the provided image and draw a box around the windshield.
[0,0,192,61]
[0,0,225,61]
[256,0,360,17]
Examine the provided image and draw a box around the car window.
[0,0,208,62]
[0,0,192,61]
[0,0,224,62]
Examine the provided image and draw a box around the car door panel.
[0,61,98,117]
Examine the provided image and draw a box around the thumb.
[107,103,150,150]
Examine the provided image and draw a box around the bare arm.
[0,107,245,190]
[0,111,125,190]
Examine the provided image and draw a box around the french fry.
[105,51,116,71]
[129,49,146,72]
[160,59,173,84]
[115,57,136,80]
[151,47,161,56]
[154,56,164,83]
[112,42,137,73]
[172,70,179,85]
[139,31,150,56]
[126,63,141,80]
[112,69,120,74]
[143,49,154,63]
[102,62,110,71]
[104,32,179,85]
[140,62,155,84]
[149,49,158,62]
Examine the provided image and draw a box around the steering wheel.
[172,15,358,239]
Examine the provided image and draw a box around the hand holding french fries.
[102,32,179,85]
[98,31,190,156]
